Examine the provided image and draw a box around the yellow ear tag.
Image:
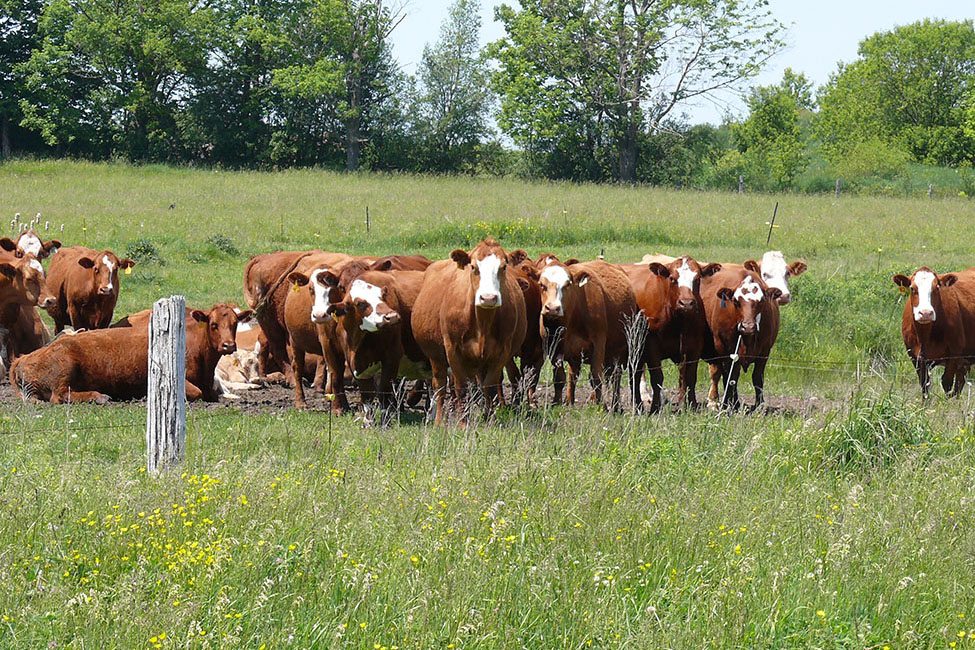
[330,311,339,322]
[898,286,908,295]
[124,267,131,275]
[198,320,207,329]
[292,281,300,293]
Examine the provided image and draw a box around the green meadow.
[1,159,974,648]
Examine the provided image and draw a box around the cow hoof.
[95,394,110,405]
[295,401,308,410]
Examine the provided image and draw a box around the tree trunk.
[1,115,10,160]
[346,117,360,171]
[618,111,638,183]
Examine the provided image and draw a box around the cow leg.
[915,358,931,399]
[942,360,956,395]
[708,363,722,406]
[53,389,109,405]
[505,358,521,406]
[185,380,204,402]
[552,361,566,405]
[955,363,971,396]
[587,343,606,407]
[647,360,664,415]
[483,366,506,419]
[292,348,309,409]
[313,360,327,393]
[406,380,425,408]
[566,357,582,406]
[322,344,349,415]
[750,358,768,412]
[67,303,87,331]
[428,359,449,426]
[682,358,701,411]
[723,362,743,410]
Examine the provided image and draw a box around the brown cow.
[412,238,527,425]
[0,253,55,372]
[893,267,975,397]
[10,303,249,403]
[44,246,135,332]
[503,251,544,407]
[701,267,782,410]
[325,269,430,410]
[623,256,721,413]
[536,257,638,409]
[282,252,356,410]
[0,229,61,260]
[243,250,323,383]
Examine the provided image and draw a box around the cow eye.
[210,323,218,330]
[356,300,369,310]
[911,288,918,294]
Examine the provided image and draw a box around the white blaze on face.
[675,258,697,290]
[912,270,937,322]
[350,279,386,331]
[734,276,764,303]
[102,255,116,291]
[29,258,44,274]
[474,254,502,307]
[18,233,42,258]
[760,251,790,301]
[309,268,331,322]
[540,264,571,314]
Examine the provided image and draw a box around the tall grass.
[2,160,975,647]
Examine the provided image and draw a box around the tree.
[729,70,809,190]
[271,0,403,171]
[413,0,493,172]
[19,0,217,160]
[816,19,975,166]
[0,0,43,157]
[490,0,784,183]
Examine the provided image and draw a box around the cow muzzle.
[98,286,114,296]
[38,296,56,310]
[220,342,237,354]
[777,293,791,305]
[542,304,563,318]
[311,310,329,323]
[914,309,936,324]
[476,293,501,309]
[380,311,401,326]
[677,298,697,312]
[738,321,757,335]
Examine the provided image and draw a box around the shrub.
[828,137,909,181]
[125,237,164,265]
[205,234,239,256]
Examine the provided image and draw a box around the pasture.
[0,159,974,648]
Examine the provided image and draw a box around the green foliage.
[204,234,239,256]
[125,237,164,265]
[490,0,784,182]
[828,136,909,182]
[821,390,931,471]
[816,19,975,167]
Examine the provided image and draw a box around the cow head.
[651,256,721,315]
[77,251,135,296]
[0,254,55,309]
[450,238,509,310]
[715,275,781,336]
[0,230,61,260]
[192,304,251,355]
[288,266,335,324]
[538,260,590,321]
[743,251,806,305]
[893,267,955,324]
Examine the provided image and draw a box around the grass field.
[1,159,975,648]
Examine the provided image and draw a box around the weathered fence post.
[928,184,934,198]
[835,179,841,198]
[738,175,744,194]
[146,295,186,473]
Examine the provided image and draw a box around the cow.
[701,267,782,410]
[503,250,544,407]
[0,253,55,373]
[44,246,135,332]
[622,256,721,413]
[412,238,527,425]
[243,250,323,383]
[324,269,430,411]
[893,267,975,397]
[536,256,638,409]
[10,303,249,403]
[0,229,61,260]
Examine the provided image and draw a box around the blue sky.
[389,0,974,125]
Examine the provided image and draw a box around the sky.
[389,0,975,125]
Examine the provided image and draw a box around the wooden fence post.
[835,179,841,197]
[146,295,186,473]
[738,175,744,194]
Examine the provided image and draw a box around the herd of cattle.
[0,224,967,419]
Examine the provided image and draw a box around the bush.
[205,234,239,256]
[820,390,930,471]
[828,137,909,181]
[125,237,164,265]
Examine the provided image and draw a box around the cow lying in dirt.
[10,303,248,403]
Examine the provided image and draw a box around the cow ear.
[120,258,136,269]
[743,259,760,273]
[0,238,15,253]
[45,239,62,254]
[766,287,783,302]
[564,258,580,266]
[321,271,340,287]
[371,259,394,271]
[787,261,807,277]
[516,277,532,292]
[648,262,670,278]
[892,274,911,288]
[508,249,529,266]
[327,302,347,317]
[717,288,736,302]
[700,263,722,277]
[288,271,309,286]
[0,262,16,279]
[940,273,958,287]
[191,309,209,323]
[78,257,95,269]
[521,265,539,281]
[573,270,591,287]
[235,310,253,323]
[450,249,471,267]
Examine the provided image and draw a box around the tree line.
[3,0,975,192]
